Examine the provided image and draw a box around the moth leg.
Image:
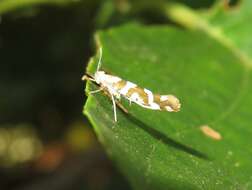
[89,88,103,94]
[115,100,129,114]
[111,92,128,114]
[129,99,132,106]
[86,85,105,96]
[83,74,102,95]
[104,91,128,122]
[110,94,117,122]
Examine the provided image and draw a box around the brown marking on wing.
[126,86,149,105]
[154,94,181,112]
[112,80,127,90]
[154,94,161,104]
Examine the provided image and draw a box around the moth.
[82,48,181,122]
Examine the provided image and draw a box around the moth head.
[94,71,106,84]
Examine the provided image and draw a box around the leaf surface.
[84,2,252,189]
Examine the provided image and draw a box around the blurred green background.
[0,0,238,189]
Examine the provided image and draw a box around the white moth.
[82,48,181,122]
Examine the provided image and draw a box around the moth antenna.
[96,47,103,72]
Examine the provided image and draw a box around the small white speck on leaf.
[234,162,240,167]
[200,125,222,140]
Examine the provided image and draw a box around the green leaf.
[0,0,78,14]
[84,2,252,189]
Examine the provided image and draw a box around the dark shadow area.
[227,0,240,7]
[122,110,210,160]
[0,2,131,190]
